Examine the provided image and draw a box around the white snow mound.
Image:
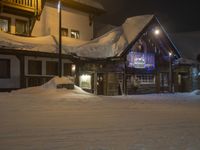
[42,76,74,89]
[190,90,200,95]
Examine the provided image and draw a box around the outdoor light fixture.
[154,29,160,35]
[169,52,172,56]
[71,64,76,72]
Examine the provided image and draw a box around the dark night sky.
[96,0,200,33]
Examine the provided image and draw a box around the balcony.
[0,0,43,17]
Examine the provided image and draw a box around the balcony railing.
[0,0,42,15]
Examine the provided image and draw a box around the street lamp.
[58,0,62,77]
[154,29,160,35]
[169,52,173,93]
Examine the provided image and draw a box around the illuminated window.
[16,19,28,35]
[0,59,10,78]
[71,30,80,39]
[79,74,91,89]
[61,28,68,37]
[0,17,10,32]
[127,51,155,69]
[135,74,155,85]
[28,60,42,75]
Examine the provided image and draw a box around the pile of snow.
[41,76,90,95]
[42,76,74,89]
[190,89,200,95]
[12,76,90,96]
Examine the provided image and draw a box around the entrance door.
[178,73,188,92]
[160,73,169,92]
[97,73,104,95]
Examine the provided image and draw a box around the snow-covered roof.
[0,15,154,58]
[0,32,57,53]
[174,58,199,66]
[63,15,154,58]
[171,31,200,61]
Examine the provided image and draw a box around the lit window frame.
[135,74,155,85]
[71,29,80,39]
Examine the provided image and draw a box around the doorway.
[160,73,169,92]
[97,73,104,95]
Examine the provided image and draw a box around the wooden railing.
[0,0,43,15]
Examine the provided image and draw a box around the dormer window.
[0,17,10,33]
[71,29,80,39]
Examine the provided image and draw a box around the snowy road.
[0,88,200,150]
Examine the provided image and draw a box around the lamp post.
[169,52,173,93]
[58,0,62,77]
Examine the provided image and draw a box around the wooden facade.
[77,18,200,95]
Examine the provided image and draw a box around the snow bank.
[190,90,200,95]
[42,76,74,89]
[12,76,91,96]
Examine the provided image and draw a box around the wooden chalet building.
[77,15,182,95]
[0,1,199,94]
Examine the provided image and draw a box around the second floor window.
[71,30,80,39]
[61,28,68,37]
[16,19,28,35]
[0,17,10,33]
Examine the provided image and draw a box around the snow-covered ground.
[0,79,200,149]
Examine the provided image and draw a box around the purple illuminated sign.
[127,52,155,69]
